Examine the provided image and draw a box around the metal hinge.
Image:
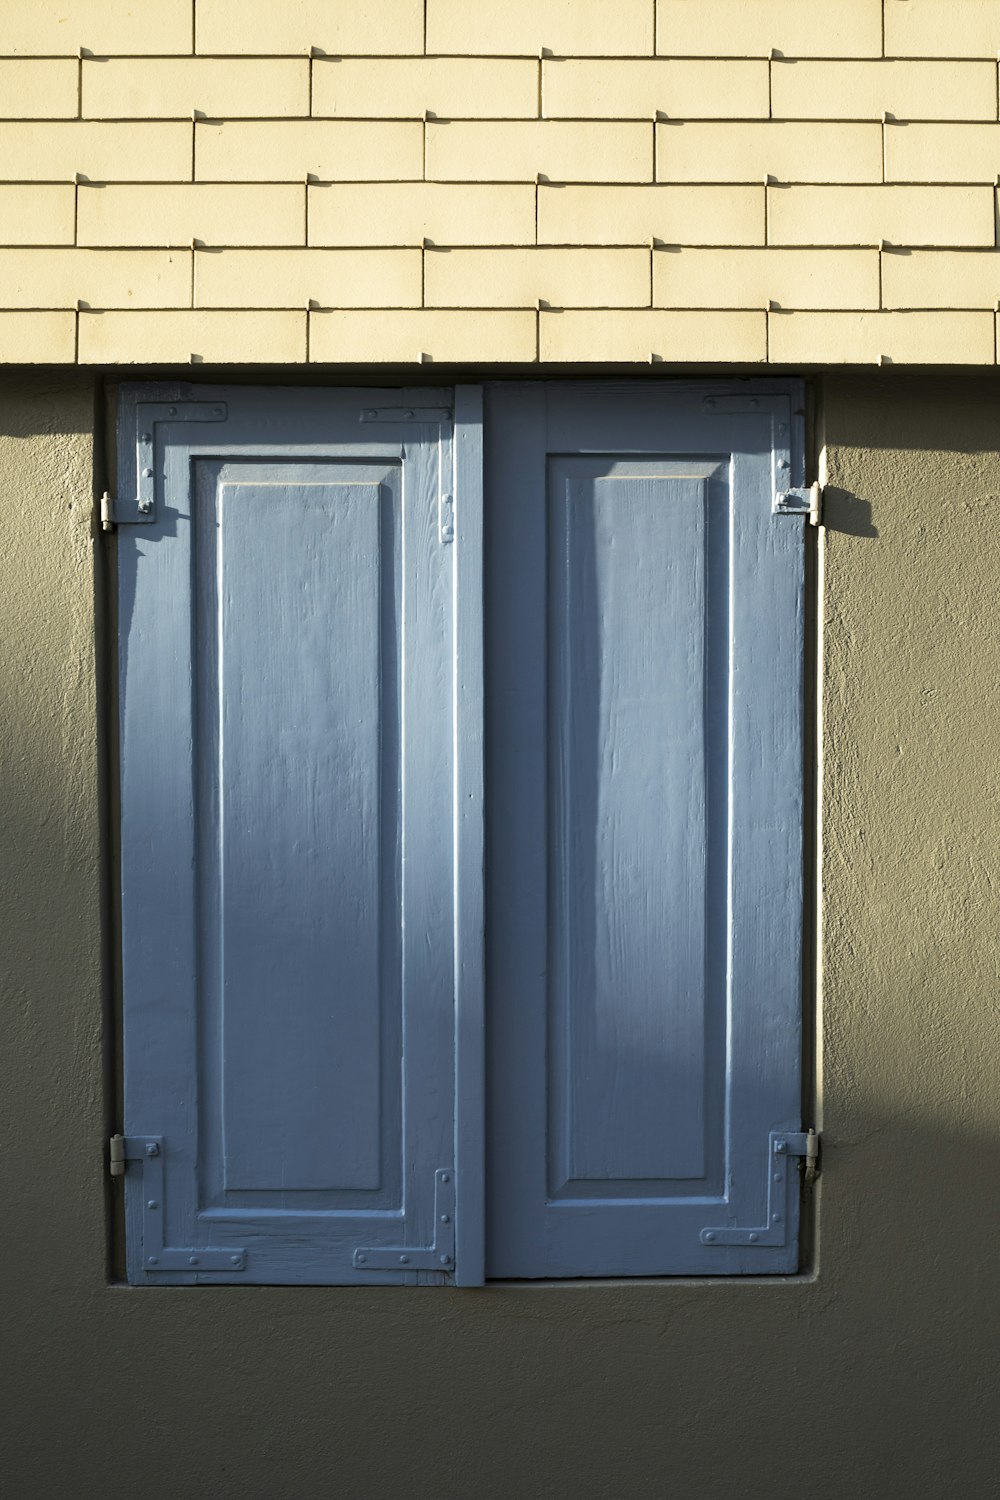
[353,1169,455,1273]
[699,1129,820,1250]
[102,488,153,529]
[108,399,228,527]
[776,1129,821,1186]
[359,406,451,424]
[109,1134,247,1274]
[774,481,823,526]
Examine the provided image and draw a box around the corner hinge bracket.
[112,400,228,526]
[773,481,823,526]
[700,1129,820,1250]
[109,1134,247,1274]
[353,1169,455,1273]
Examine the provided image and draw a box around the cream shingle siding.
[3,0,1000,365]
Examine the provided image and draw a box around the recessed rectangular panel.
[198,464,401,1196]
[548,460,718,1191]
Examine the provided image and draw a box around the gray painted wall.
[1,372,997,1499]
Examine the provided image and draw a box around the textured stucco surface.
[1,371,999,1499]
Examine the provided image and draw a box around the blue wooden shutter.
[485,382,807,1277]
[117,384,484,1285]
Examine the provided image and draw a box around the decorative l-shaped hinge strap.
[359,406,451,423]
[106,401,229,527]
[699,1130,820,1250]
[353,1169,455,1272]
[109,1134,247,1273]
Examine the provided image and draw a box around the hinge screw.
[137,498,153,514]
[439,1255,451,1266]
[230,1255,242,1266]
[749,1233,759,1243]
[704,1232,715,1243]
[440,1214,450,1224]
[141,431,151,441]
[774,1139,787,1153]
[141,467,153,478]
[440,1173,450,1183]
[145,1143,158,1156]
[356,1253,367,1264]
[189,1256,199,1266]
[147,1200,158,1210]
[147,1256,158,1265]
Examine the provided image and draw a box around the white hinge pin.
[109,1133,126,1176]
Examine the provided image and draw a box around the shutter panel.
[118,385,483,1284]
[485,382,806,1277]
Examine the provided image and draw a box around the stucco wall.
[6,2,1000,365]
[1,370,999,1498]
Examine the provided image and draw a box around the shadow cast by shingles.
[822,371,1000,456]
[0,373,96,438]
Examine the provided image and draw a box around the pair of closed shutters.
[116,379,806,1285]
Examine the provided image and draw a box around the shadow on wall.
[822,371,1000,455]
[1,1035,1000,1500]
[821,485,877,537]
[0,374,96,438]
